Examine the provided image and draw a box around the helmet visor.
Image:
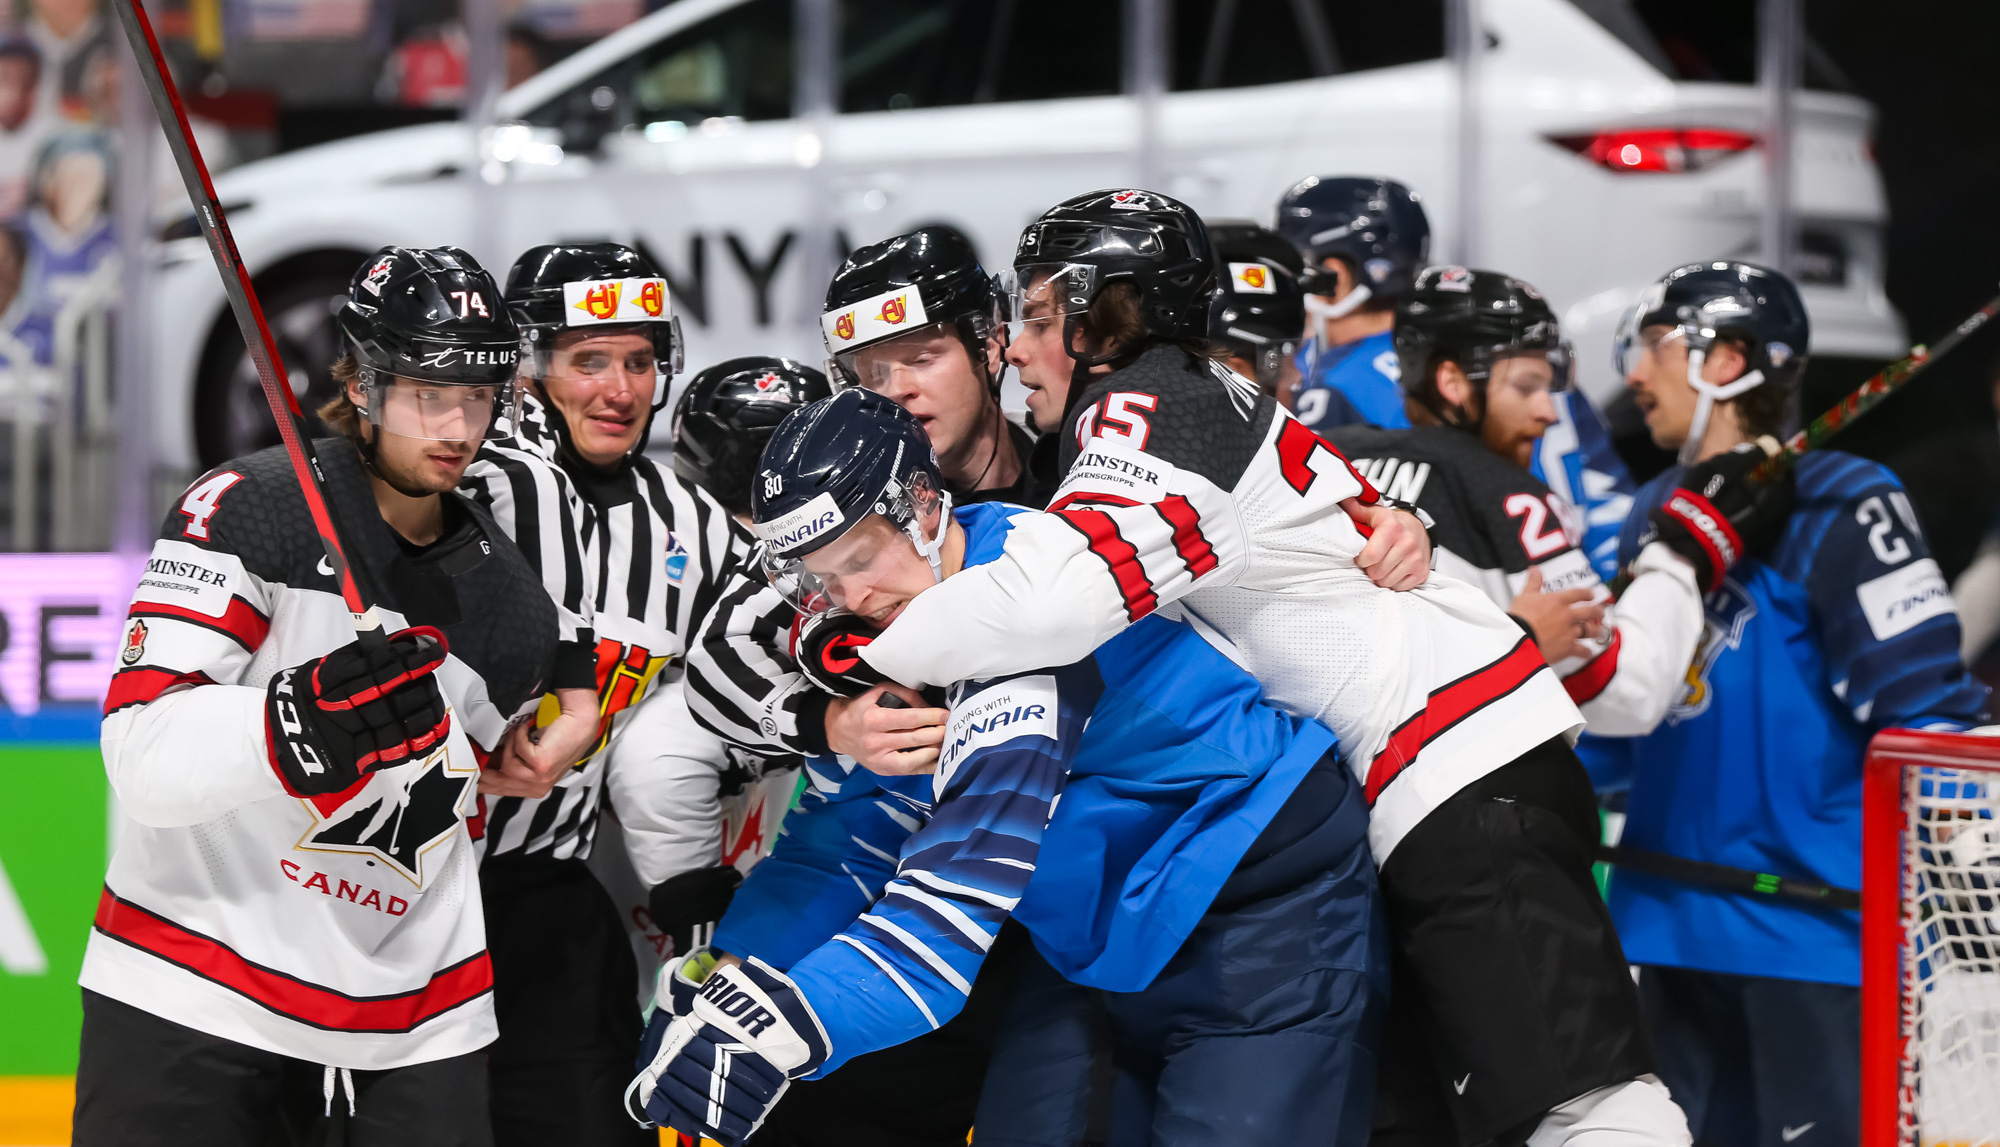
[1611,305,1692,379]
[531,327,672,409]
[366,374,518,442]
[998,263,1099,327]
[756,469,946,617]
[832,322,973,394]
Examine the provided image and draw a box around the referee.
[460,243,750,1146]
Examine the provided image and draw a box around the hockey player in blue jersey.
[1276,175,1424,432]
[1588,262,1989,1145]
[626,389,1387,1147]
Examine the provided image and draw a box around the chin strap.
[904,489,955,585]
[1678,347,1766,465]
[1305,284,1374,324]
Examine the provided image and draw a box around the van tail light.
[1547,128,1758,174]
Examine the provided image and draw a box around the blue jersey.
[1293,330,1405,431]
[1528,391,1636,583]
[1592,451,1987,986]
[713,502,1345,1075]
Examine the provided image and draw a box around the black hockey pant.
[72,989,491,1147]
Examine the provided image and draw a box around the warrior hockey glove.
[648,865,744,957]
[264,627,452,797]
[1645,440,1796,593]
[626,957,831,1147]
[795,609,887,697]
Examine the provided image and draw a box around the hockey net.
[1865,729,2000,1147]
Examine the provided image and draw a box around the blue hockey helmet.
[1612,261,1809,463]
[751,388,952,613]
[1275,176,1430,314]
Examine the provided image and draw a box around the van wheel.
[192,264,355,470]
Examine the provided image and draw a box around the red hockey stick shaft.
[112,0,383,643]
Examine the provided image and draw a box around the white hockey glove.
[625,957,830,1147]
[647,945,719,1024]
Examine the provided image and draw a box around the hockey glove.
[626,957,831,1147]
[795,609,887,697]
[648,865,744,958]
[1645,440,1796,593]
[264,627,452,797]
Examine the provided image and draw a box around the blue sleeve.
[1532,391,1638,582]
[1804,481,1989,732]
[1574,729,1636,792]
[710,757,929,970]
[783,663,1101,1076]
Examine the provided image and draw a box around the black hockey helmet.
[752,388,951,613]
[1612,261,1808,462]
[1208,223,1305,394]
[503,242,684,396]
[673,356,833,516]
[1395,266,1570,426]
[337,245,520,441]
[1000,188,1217,362]
[821,226,1000,391]
[1275,176,1430,310]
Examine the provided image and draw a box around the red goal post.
[1863,728,2000,1147]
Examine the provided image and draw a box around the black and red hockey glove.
[265,626,452,796]
[1645,442,1796,593]
[649,864,746,958]
[794,610,887,698]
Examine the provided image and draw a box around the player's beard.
[362,429,467,498]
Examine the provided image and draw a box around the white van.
[152,0,1901,471]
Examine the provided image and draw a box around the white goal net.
[1869,732,2000,1147]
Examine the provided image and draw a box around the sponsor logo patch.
[1857,558,1952,641]
[820,286,928,350]
[133,540,238,618]
[361,256,395,297]
[754,492,846,552]
[561,277,673,326]
[1228,262,1275,294]
[1107,189,1153,210]
[1056,436,1174,505]
[1435,265,1472,292]
[937,675,1060,796]
[664,532,688,585]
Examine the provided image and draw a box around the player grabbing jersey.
[814,191,1688,1147]
[629,389,1387,1147]
[75,247,568,1147]
[1585,263,1989,1142]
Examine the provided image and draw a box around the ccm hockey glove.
[795,609,887,697]
[264,627,451,796]
[626,957,831,1147]
[1646,440,1796,593]
[649,865,744,957]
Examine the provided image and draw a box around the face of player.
[1317,255,1360,304]
[0,58,36,132]
[848,326,1000,474]
[348,376,483,494]
[800,511,946,627]
[1623,325,1751,451]
[1006,274,1073,431]
[541,329,658,466]
[1480,354,1560,467]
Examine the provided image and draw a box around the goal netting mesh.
[1889,757,2000,1147]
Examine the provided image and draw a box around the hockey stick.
[1749,289,2000,483]
[112,0,383,646]
[1596,845,1860,912]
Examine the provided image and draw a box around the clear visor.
[365,374,516,443]
[524,326,676,409]
[759,470,946,617]
[1611,308,1694,378]
[997,263,1099,328]
[832,322,971,393]
[1487,344,1574,398]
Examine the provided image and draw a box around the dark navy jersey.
[1587,450,1988,986]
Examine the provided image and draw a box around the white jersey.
[857,347,1584,861]
[84,440,561,1069]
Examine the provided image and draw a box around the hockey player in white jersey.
[75,247,580,1146]
[817,191,1691,1147]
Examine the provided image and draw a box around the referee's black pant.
[482,853,653,1147]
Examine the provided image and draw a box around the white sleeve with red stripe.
[101,536,286,827]
[1568,540,1706,736]
[861,435,1250,689]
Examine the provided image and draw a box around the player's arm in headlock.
[858,378,1421,690]
[102,468,451,826]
